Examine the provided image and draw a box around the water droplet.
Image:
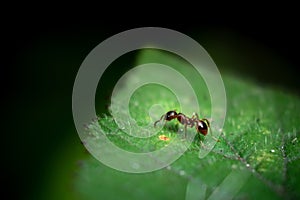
[179,170,185,176]
[246,163,250,168]
[132,163,140,169]
[166,166,171,170]
[270,149,275,153]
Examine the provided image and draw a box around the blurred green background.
[4,15,299,199]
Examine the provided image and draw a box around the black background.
[3,10,299,199]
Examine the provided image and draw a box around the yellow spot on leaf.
[159,135,170,141]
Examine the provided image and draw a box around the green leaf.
[75,49,300,199]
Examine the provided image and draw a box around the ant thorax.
[177,113,194,126]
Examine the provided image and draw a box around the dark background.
[4,12,299,199]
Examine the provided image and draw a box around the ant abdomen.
[196,120,208,135]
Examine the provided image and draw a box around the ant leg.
[191,112,199,120]
[212,135,220,142]
[206,127,220,142]
[200,140,207,149]
[154,114,166,127]
[184,124,188,138]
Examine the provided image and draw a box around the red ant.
[154,110,210,137]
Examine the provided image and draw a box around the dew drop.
[246,163,250,168]
[179,170,185,176]
[270,149,275,153]
[132,163,140,169]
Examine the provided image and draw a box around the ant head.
[165,110,178,121]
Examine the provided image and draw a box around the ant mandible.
[154,110,210,137]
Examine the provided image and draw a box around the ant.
[154,110,210,137]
